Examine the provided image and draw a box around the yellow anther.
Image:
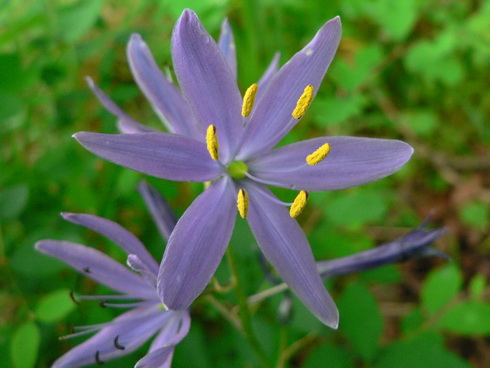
[292,85,314,119]
[237,189,249,218]
[206,125,219,161]
[290,191,308,218]
[242,83,258,117]
[306,142,330,166]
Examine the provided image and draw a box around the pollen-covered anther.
[206,125,220,160]
[290,191,309,218]
[237,189,249,218]
[242,83,258,117]
[306,142,330,166]
[292,85,314,119]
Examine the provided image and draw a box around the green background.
[1,0,489,367]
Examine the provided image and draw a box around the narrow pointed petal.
[35,241,154,299]
[74,132,224,182]
[317,228,448,278]
[135,346,174,368]
[128,254,157,288]
[172,9,243,162]
[137,180,177,242]
[249,136,414,191]
[244,182,339,328]
[238,17,342,159]
[157,178,236,310]
[62,212,159,274]
[218,18,237,78]
[256,52,280,100]
[127,34,198,137]
[149,311,191,349]
[85,77,155,134]
[52,306,166,368]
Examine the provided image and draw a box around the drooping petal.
[172,9,243,162]
[157,178,236,310]
[85,77,155,134]
[127,254,157,288]
[73,132,224,182]
[149,311,191,350]
[256,52,280,100]
[137,180,177,242]
[52,306,167,368]
[249,136,414,191]
[317,227,448,278]
[135,346,174,368]
[244,182,338,328]
[237,17,342,159]
[62,212,159,275]
[218,18,237,78]
[127,34,198,137]
[136,311,190,367]
[35,241,155,299]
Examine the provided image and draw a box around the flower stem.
[226,246,272,368]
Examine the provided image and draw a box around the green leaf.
[304,344,355,368]
[403,110,438,137]
[0,184,29,220]
[377,331,472,368]
[56,0,104,43]
[312,93,366,126]
[421,264,462,314]
[10,321,41,368]
[324,188,391,228]
[338,281,383,361]
[439,302,490,335]
[367,0,419,40]
[469,274,486,300]
[404,31,464,85]
[401,308,424,335]
[35,288,77,323]
[361,264,401,284]
[459,201,489,231]
[331,44,383,91]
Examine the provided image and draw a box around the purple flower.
[35,182,188,368]
[74,10,413,328]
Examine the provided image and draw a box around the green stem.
[226,246,272,368]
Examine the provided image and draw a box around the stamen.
[289,191,309,218]
[69,291,80,305]
[95,351,104,365]
[114,336,126,350]
[292,85,314,119]
[242,83,258,117]
[206,125,220,160]
[59,328,98,340]
[237,189,249,218]
[100,301,153,309]
[75,294,138,301]
[306,143,330,165]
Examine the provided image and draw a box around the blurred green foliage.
[1,0,489,367]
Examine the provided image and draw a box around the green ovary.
[228,161,248,179]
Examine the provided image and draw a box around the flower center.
[228,160,248,179]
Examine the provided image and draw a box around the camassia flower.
[35,183,189,368]
[74,10,413,328]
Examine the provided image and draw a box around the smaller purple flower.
[35,182,188,368]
